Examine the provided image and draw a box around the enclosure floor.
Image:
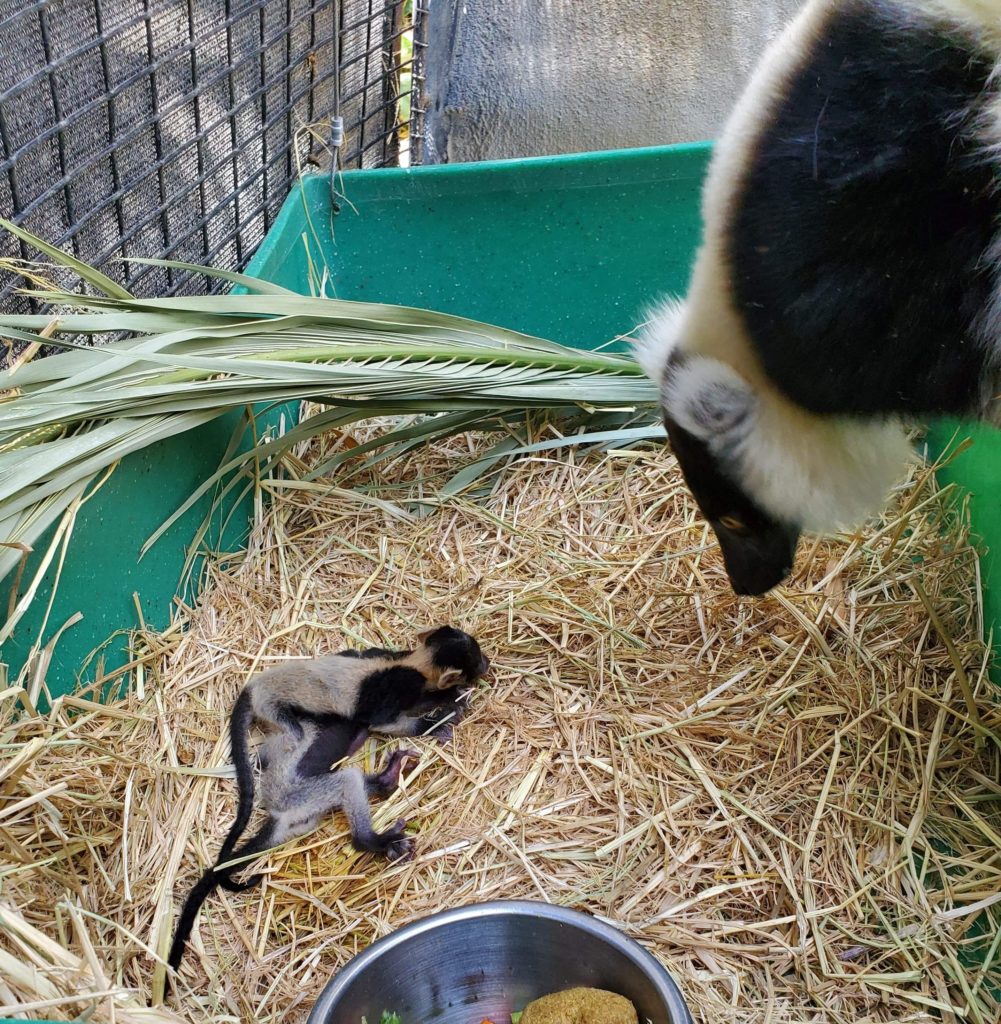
[3,424,1001,1024]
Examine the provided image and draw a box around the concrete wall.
[422,0,803,164]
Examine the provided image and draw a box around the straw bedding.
[1,419,1000,1024]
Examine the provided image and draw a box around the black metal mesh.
[0,0,422,330]
[340,0,423,168]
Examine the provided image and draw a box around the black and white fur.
[219,625,488,881]
[165,626,488,979]
[634,0,1001,596]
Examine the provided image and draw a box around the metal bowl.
[308,900,693,1024]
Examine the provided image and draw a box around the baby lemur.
[166,626,489,979]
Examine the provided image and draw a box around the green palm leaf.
[0,224,661,602]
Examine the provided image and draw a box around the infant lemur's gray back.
[248,655,372,721]
[245,643,450,725]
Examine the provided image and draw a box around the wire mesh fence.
[340,0,424,168]
[0,0,422,331]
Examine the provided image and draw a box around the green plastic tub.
[6,141,999,693]
[2,141,998,1020]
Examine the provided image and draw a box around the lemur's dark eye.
[719,515,747,532]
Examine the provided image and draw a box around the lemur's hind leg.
[353,750,419,859]
[285,760,417,862]
[356,749,419,860]
[227,749,418,896]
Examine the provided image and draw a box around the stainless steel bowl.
[308,900,693,1024]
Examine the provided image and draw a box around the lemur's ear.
[663,356,756,442]
[438,666,464,687]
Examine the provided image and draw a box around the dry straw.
[1,419,1000,1024]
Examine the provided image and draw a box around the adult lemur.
[635,1,1001,595]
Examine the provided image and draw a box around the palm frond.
[0,225,661,607]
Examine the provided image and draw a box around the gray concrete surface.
[422,0,803,163]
